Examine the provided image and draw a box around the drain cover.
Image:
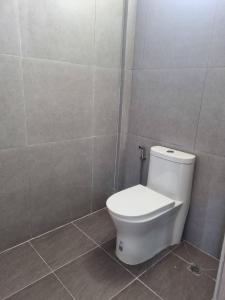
[188,263,201,276]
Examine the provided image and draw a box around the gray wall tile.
[129,69,206,148]
[120,134,190,190]
[0,148,30,251]
[122,134,155,189]
[209,1,225,67]
[142,0,215,68]
[120,70,132,134]
[92,136,117,211]
[0,55,26,150]
[93,68,120,136]
[124,0,137,70]
[133,0,149,69]
[185,153,225,257]
[28,139,92,236]
[19,0,95,64]
[0,0,20,55]
[95,0,123,68]
[120,0,225,259]
[196,68,225,156]
[23,59,93,145]
[0,0,123,253]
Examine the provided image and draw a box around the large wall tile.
[93,68,120,136]
[28,139,92,236]
[142,0,215,68]
[95,0,123,68]
[19,0,95,64]
[133,0,148,69]
[196,68,225,156]
[129,69,206,148]
[124,0,137,70]
[23,59,92,145]
[0,148,30,251]
[185,153,225,257]
[209,1,225,67]
[116,134,128,191]
[0,55,26,150]
[92,136,117,211]
[120,70,132,134]
[0,0,20,55]
[121,134,190,190]
[121,134,155,189]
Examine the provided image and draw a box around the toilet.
[106,146,195,265]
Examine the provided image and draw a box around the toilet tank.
[147,146,195,204]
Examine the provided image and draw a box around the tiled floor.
[0,208,219,300]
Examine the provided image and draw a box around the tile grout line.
[2,210,217,300]
[0,207,106,257]
[184,240,220,262]
[72,222,136,278]
[108,278,136,300]
[172,252,217,282]
[0,53,122,71]
[49,244,99,273]
[0,134,117,154]
[126,131,225,161]
[193,0,219,152]
[135,246,180,279]
[2,272,54,300]
[29,242,77,300]
[136,278,164,300]
[14,0,29,148]
[73,220,173,299]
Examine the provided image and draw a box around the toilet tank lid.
[151,146,195,164]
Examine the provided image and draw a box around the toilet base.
[115,225,174,265]
[111,206,181,265]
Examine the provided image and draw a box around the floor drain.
[188,263,201,276]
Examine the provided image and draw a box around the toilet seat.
[107,185,175,221]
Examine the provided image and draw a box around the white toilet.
[106,146,195,265]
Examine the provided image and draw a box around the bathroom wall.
[0,0,124,251]
[119,0,225,257]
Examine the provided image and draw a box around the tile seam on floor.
[29,242,76,300]
[0,207,106,257]
[2,272,53,300]
[172,251,217,273]
[30,238,99,272]
[183,240,219,261]
[134,246,180,280]
[3,244,100,299]
[72,222,137,278]
[50,245,99,272]
[108,278,136,300]
[72,221,170,300]
[136,278,164,300]
[71,223,100,247]
[72,222,134,274]
[170,252,217,282]
[64,223,139,300]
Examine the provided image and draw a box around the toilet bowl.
[106,146,195,265]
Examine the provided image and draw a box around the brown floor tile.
[31,224,96,270]
[7,274,72,300]
[74,209,116,244]
[173,241,219,279]
[112,281,160,300]
[140,253,215,300]
[102,238,174,276]
[0,243,50,300]
[55,247,134,300]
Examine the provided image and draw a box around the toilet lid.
[107,185,175,218]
